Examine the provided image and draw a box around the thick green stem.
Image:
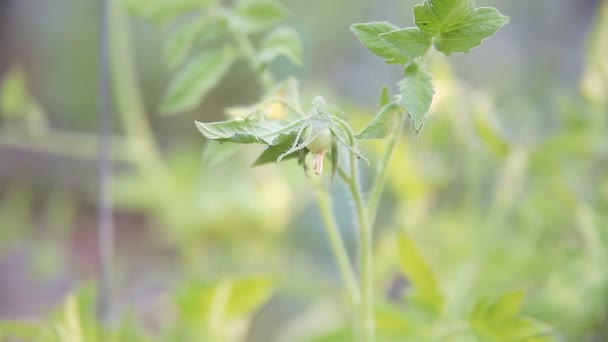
[367,114,406,226]
[314,182,361,307]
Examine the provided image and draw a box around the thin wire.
[96,0,114,324]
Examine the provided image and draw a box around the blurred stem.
[367,112,406,226]
[313,181,361,307]
[232,31,274,91]
[97,0,113,323]
[337,129,374,341]
[108,0,169,174]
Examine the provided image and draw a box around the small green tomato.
[304,127,333,175]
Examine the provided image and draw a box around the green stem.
[109,1,174,188]
[367,113,406,226]
[338,135,374,341]
[314,181,361,306]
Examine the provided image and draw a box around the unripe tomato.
[306,127,333,154]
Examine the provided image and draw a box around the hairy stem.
[314,181,361,307]
[338,133,374,341]
[367,113,406,226]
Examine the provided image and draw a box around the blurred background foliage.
[0,0,607,341]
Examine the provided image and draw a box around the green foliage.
[0,66,29,117]
[352,0,508,135]
[351,22,411,64]
[379,28,431,60]
[398,233,444,315]
[355,103,403,139]
[230,0,287,34]
[161,48,236,114]
[470,291,554,341]
[400,63,435,134]
[432,7,510,55]
[256,26,303,67]
[164,16,227,68]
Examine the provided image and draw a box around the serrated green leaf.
[351,22,410,64]
[256,26,303,67]
[164,16,226,68]
[379,27,432,60]
[413,3,441,37]
[356,103,403,140]
[400,63,434,134]
[434,7,509,55]
[398,233,444,314]
[196,114,306,145]
[231,0,287,34]
[0,66,29,117]
[161,48,235,115]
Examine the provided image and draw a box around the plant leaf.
[164,16,226,68]
[224,277,275,319]
[486,290,525,323]
[202,141,242,166]
[379,27,431,61]
[0,66,29,118]
[413,3,441,37]
[398,232,444,314]
[355,103,403,140]
[400,63,434,134]
[418,0,476,33]
[253,135,299,166]
[350,22,410,64]
[161,48,235,115]
[256,26,303,67]
[196,114,307,145]
[231,0,287,34]
[434,7,509,55]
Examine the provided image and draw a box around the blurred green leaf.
[350,22,410,64]
[231,0,287,34]
[470,290,554,341]
[433,7,509,55]
[473,110,510,157]
[161,48,236,115]
[581,1,608,104]
[375,303,413,336]
[122,0,212,23]
[0,66,29,118]
[164,16,227,68]
[398,233,444,314]
[356,103,403,139]
[196,113,306,144]
[400,63,434,134]
[224,277,275,319]
[256,26,303,67]
[379,27,432,60]
[202,141,243,166]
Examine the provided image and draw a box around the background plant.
[0,0,607,341]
